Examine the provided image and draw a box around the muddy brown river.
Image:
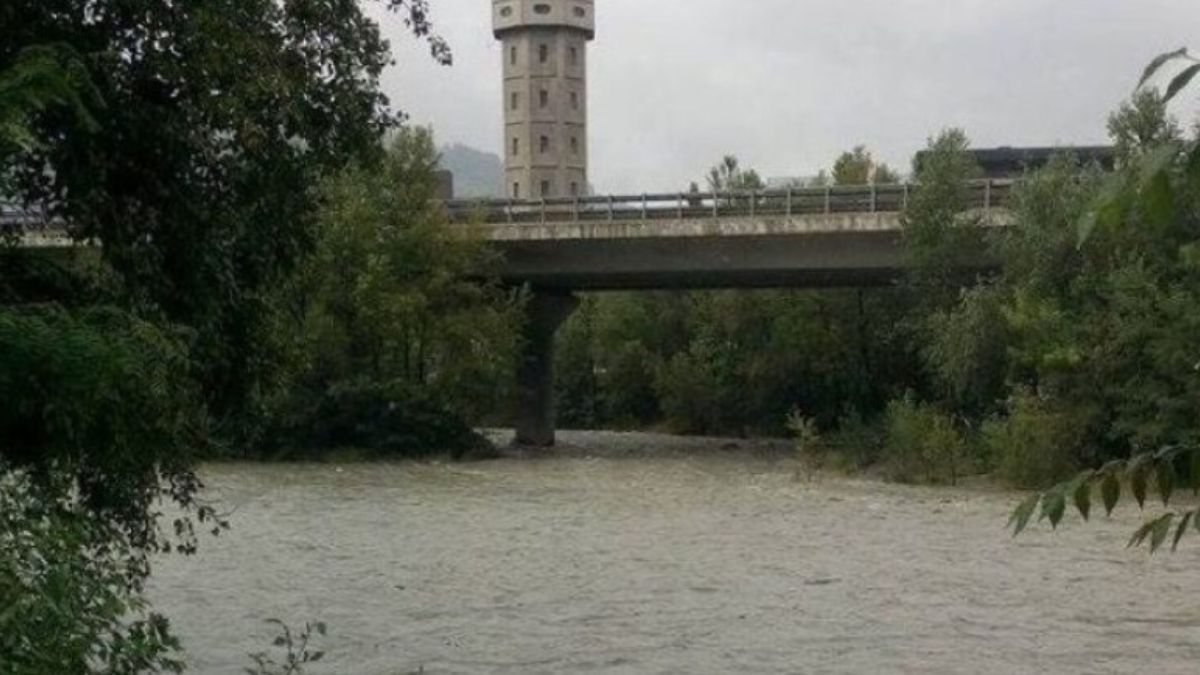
[150,432,1200,674]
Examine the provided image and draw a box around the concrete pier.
[514,289,579,446]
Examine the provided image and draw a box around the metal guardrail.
[1,179,1016,235]
[445,179,1015,226]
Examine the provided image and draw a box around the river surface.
[150,432,1200,674]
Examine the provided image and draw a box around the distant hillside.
[439,144,504,198]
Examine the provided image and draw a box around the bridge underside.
[492,217,999,448]
[493,229,912,291]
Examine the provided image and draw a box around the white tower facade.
[493,0,595,200]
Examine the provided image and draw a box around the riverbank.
[486,429,795,460]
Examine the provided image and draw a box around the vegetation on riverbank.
[1,3,455,671]
[556,85,1200,497]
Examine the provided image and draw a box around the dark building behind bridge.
[916,145,1116,179]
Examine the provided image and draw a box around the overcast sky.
[374,0,1200,193]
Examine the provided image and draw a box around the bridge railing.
[2,179,1017,235]
[445,179,1015,225]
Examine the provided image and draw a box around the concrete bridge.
[448,180,1011,290]
[3,180,1014,448]
[445,179,1013,446]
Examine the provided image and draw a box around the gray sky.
[375,0,1200,193]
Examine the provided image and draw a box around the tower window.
[539,44,548,63]
[569,46,578,66]
[541,180,552,197]
[511,92,519,110]
[570,182,579,196]
[570,91,578,109]
[540,135,550,153]
[513,182,520,198]
[570,137,578,154]
[512,137,519,156]
[510,46,517,65]
[539,89,549,108]
[573,7,586,17]
[533,3,551,14]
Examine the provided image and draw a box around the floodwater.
[150,432,1200,674]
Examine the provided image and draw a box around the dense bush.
[982,391,1088,489]
[265,380,491,460]
[0,473,184,674]
[0,306,211,559]
[0,306,215,673]
[882,397,968,485]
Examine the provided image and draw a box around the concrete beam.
[479,212,1006,291]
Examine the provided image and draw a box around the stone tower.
[493,0,594,200]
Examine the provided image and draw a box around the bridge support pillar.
[514,290,579,447]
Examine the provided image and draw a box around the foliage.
[245,619,326,675]
[706,155,764,192]
[882,396,967,485]
[555,150,932,439]
[1010,444,1200,554]
[1,7,458,671]
[0,306,217,565]
[982,390,1087,489]
[266,128,520,458]
[822,408,886,470]
[0,44,99,160]
[1106,89,1181,164]
[1010,48,1200,550]
[0,472,186,674]
[786,409,828,479]
[3,1,451,444]
[902,129,986,304]
[921,285,1009,416]
[831,145,899,185]
[266,380,491,460]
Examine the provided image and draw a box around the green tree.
[1107,89,1181,164]
[1012,48,1200,550]
[706,154,764,192]
[3,1,451,443]
[0,46,199,675]
[832,145,873,185]
[830,145,899,185]
[902,129,986,306]
[1,5,455,670]
[268,127,521,457]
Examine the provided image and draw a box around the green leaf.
[1101,472,1121,516]
[1072,478,1092,521]
[1010,493,1040,535]
[1129,520,1155,548]
[1164,63,1200,103]
[1157,459,1176,506]
[1172,511,1194,551]
[1149,513,1175,554]
[1041,490,1067,528]
[1138,48,1190,90]
[1130,466,1148,509]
